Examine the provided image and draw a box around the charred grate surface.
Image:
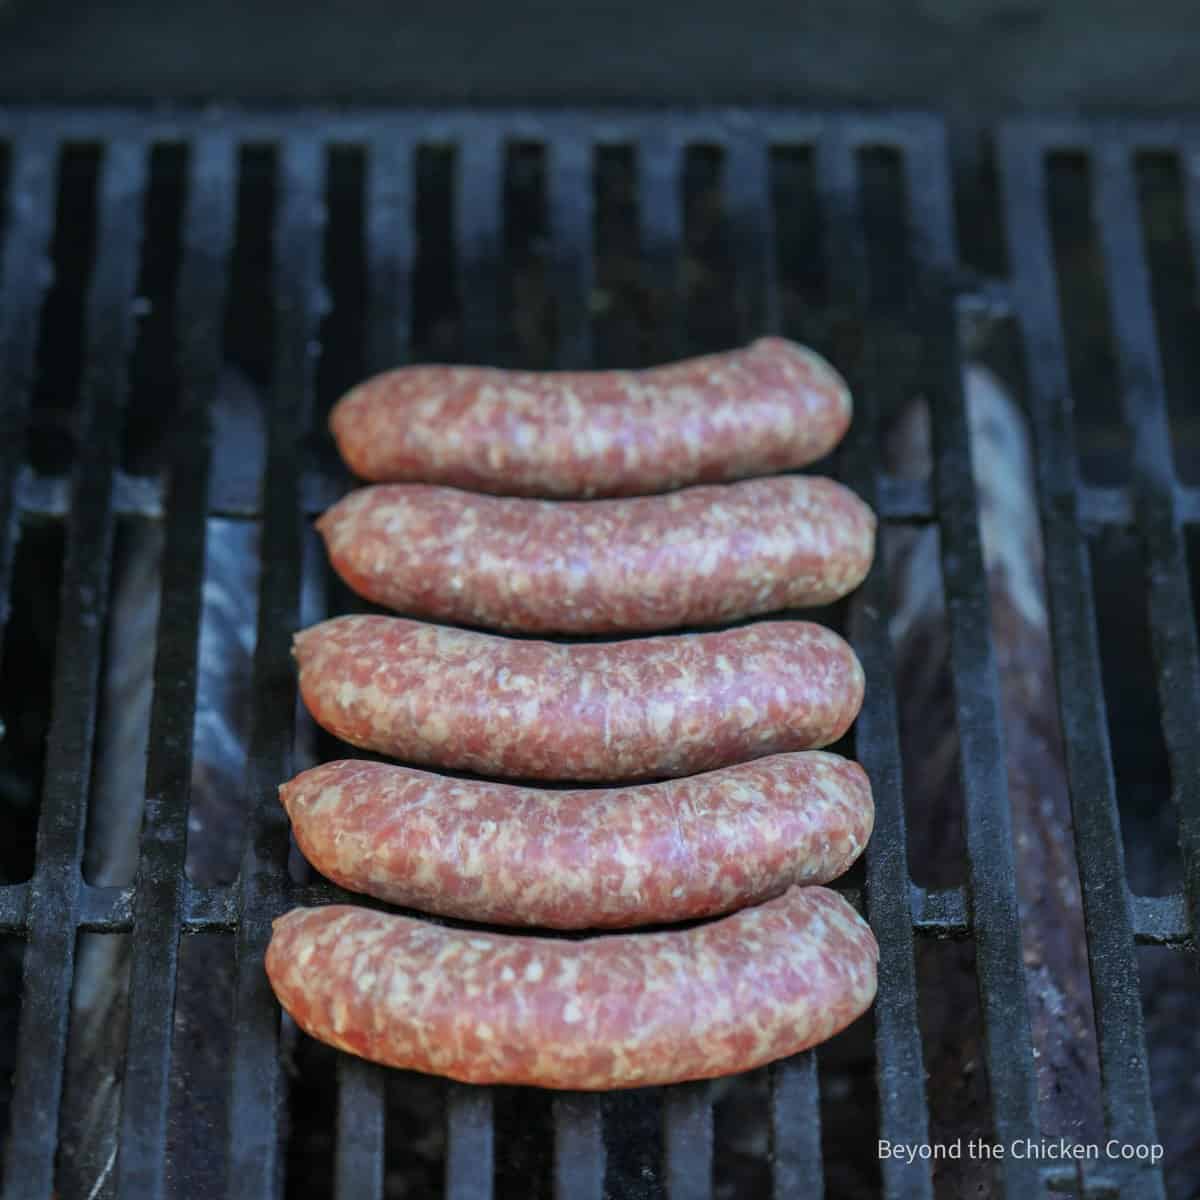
[0,107,1192,1200]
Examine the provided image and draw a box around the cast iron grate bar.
[365,133,415,378]
[728,137,776,352]
[818,124,932,1200]
[726,133,779,338]
[721,130,825,1198]
[906,128,1047,1196]
[1,136,148,1200]
[443,128,503,1200]
[226,136,327,1200]
[0,137,56,670]
[456,133,503,365]
[80,883,133,931]
[445,1086,494,1200]
[1092,145,1200,948]
[553,1095,605,1200]
[1130,893,1191,946]
[1077,482,1200,528]
[663,1082,714,1200]
[769,1052,823,1199]
[910,886,969,937]
[548,135,595,371]
[876,476,933,522]
[637,134,684,360]
[328,131,417,1200]
[183,880,238,930]
[546,131,607,1200]
[12,457,943,524]
[926,284,1044,1198]
[637,130,720,1200]
[335,1058,386,1200]
[0,886,26,933]
[0,135,54,1000]
[115,131,237,1200]
[997,125,1164,1200]
[25,459,1195,532]
[1078,484,1133,526]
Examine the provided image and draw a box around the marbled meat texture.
[329,337,852,497]
[265,887,878,1089]
[317,476,876,634]
[280,753,874,928]
[293,615,865,781]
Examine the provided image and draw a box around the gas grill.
[0,107,1195,1200]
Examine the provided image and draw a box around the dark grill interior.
[0,108,1196,1199]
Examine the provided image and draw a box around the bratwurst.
[280,753,874,927]
[317,476,876,634]
[329,337,851,497]
[265,887,878,1088]
[293,615,864,781]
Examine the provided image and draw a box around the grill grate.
[0,107,1194,1200]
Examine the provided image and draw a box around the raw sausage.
[293,615,864,781]
[280,753,874,928]
[294,616,864,781]
[328,337,851,497]
[317,477,876,634]
[264,886,878,1089]
[283,754,871,928]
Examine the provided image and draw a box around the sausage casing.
[317,477,876,634]
[293,615,865,781]
[265,887,878,1089]
[281,753,874,927]
[329,337,851,497]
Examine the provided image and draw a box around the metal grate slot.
[26,142,101,480]
[1134,153,1200,488]
[1045,153,1130,489]
[681,144,738,358]
[0,515,64,899]
[313,145,367,498]
[591,144,641,367]
[502,140,551,369]
[121,143,187,480]
[1086,526,1179,897]
[0,935,22,1184]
